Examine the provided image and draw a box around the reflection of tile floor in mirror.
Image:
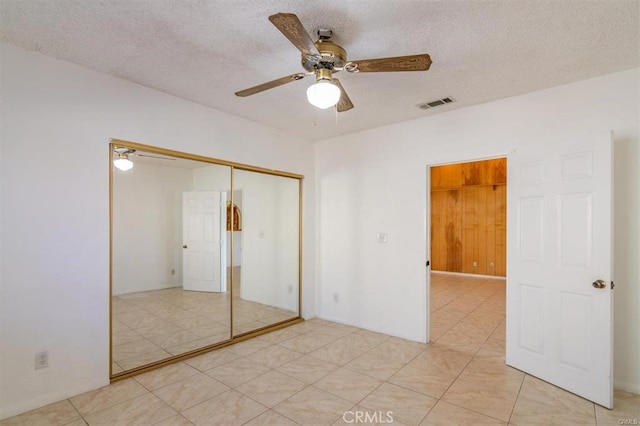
[111,268,298,373]
[4,273,639,425]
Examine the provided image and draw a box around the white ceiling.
[1,0,639,141]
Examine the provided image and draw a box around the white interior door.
[183,191,227,292]
[506,132,613,407]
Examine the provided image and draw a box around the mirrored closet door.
[232,169,300,335]
[110,141,302,378]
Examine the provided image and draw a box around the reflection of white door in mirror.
[110,140,302,377]
[182,191,227,292]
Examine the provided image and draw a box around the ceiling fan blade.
[268,13,319,58]
[351,54,432,73]
[235,73,309,97]
[333,79,354,112]
[135,153,176,160]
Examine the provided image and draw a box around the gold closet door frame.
[109,139,304,381]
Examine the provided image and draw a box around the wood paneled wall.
[430,158,506,277]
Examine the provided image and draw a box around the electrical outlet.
[35,351,49,370]
[171,268,175,275]
[473,261,478,267]
[376,232,388,243]
[333,293,339,303]
[288,285,293,294]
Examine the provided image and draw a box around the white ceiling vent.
[418,97,455,110]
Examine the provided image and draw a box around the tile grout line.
[66,399,86,426]
[431,281,504,338]
[363,281,502,424]
[27,277,636,425]
[148,396,180,426]
[420,278,509,423]
[252,330,397,426]
[174,278,499,424]
[506,373,526,425]
[338,282,504,424]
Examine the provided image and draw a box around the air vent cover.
[418,97,455,110]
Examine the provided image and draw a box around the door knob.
[592,279,607,289]
[182,245,187,249]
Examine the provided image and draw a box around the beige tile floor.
[111,267,298,372]
[3,273,639,425]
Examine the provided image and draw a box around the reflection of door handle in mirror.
[183,245,187,249]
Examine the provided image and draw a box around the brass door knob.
[182,245,187,249]
[592,279,607,289]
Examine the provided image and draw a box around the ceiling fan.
[113,147,175,171]
[235,13,432,111]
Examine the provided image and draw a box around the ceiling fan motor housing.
[113,146,135,155]
[301,39,347,72]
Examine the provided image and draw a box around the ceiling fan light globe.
[307,80,341,109]
[114,158,133,171]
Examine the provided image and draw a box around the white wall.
[112,162,193,295]
[0,42,316,419]
[315,68,640,393]
[192,164,231,191]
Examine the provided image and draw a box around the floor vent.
[418,97,455,110]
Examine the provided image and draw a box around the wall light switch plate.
[35,351,48,370]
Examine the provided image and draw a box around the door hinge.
[426,260,430,267]
[611,281,615,289]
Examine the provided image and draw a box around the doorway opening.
[428,157,507,344]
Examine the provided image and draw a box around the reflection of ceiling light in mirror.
[114,153,133,171]
[306,79,341,109]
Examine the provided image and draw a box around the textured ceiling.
[1,0,639,141]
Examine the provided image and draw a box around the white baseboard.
[431,270,506,280]
[614,380,640,395]
[314,314,425,343]
[0,377,108,420]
